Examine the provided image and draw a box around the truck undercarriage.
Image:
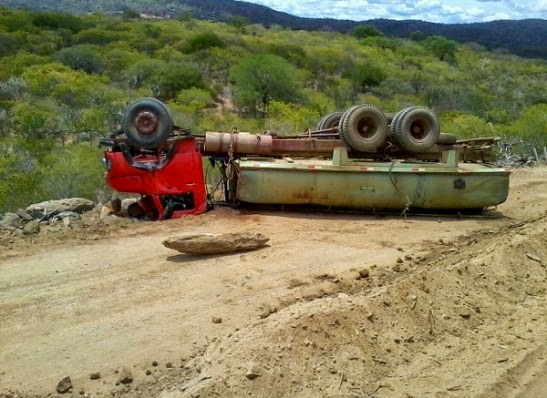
[101,98,509,220]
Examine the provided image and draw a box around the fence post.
[544,147,547,165]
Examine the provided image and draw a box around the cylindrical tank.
[204,132,273,155]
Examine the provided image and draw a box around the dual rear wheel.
[325,105,442,153]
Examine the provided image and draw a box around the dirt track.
[1,167,546,398]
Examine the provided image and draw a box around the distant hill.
[1,0,546,59]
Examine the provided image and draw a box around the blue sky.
[245,0,547,23]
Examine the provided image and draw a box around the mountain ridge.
[0,0,546,59]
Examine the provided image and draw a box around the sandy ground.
[0,167,546,398]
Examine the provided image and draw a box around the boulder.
[22,220,40,235]
[163,232,270,255]
[0,213,22,229]
[26,198,94,220]
[16,209,33,221]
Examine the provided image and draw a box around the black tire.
[437,133,457,145]
[317,112,343,130]
[389,106,440,153]
[339,104,388,152]
[122,98,173,148]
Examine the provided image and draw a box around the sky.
[244,0,547,24]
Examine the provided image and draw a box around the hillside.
[0,7,546,212]
[0,0,546,59]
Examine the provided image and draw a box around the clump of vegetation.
[0,7,545,211]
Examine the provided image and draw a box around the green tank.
[236,147,510,211]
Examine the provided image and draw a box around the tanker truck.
[100,98,509,220]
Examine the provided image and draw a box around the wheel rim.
[409,119,432,141]
[357,117,377,140]
[135,111,158,135]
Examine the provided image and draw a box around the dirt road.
[1,167,546,398]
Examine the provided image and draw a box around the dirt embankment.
[0,167,546,398]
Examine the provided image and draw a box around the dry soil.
[0,167,546,398]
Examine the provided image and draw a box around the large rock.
[56,376,72,394]
[16,209,33,221]
[22,220,40,235]
[163,232,270,255]
[26,198,94,220]
[0,213,22,229]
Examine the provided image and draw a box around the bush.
[183,32,226,53]
[230,54,304,116]
[351,24,382,39]
[54,45,105,74]
[343,62,387,92]
[40,144,105,201]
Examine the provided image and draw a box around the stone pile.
[0,197,94,235]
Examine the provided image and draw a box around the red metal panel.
[105,138,207,219]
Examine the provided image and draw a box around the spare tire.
[316,112,343,130]
[339,104,388,152]
[389,106,440,153]
[122,98,174,148]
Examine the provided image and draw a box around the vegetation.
[1,0,546,59]
[0,7,545,211]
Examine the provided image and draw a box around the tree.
[75,28,129,45]
[264,101,320,135]
[183,32,226,53]
[40,144,105,200]
[122,8,141,20]
[423,36,457,62]
[441,112,490,139]
[507,104,547,146]
[54,45,105,74]
[344,62,387,92]
[128,59,204,101]
[10,100,59,141]
[268,42,308,67]
[22,63,109,108]
[0,32,19,56]
[230,54,303,116]
[228,15,249,32]
[351,24,382,39]
[31,11,87,33]
[410,31,425,41]
[175,88,214,113]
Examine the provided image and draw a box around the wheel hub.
[358,118,376,139]
[410,120,428,140]
[135,111,158,135]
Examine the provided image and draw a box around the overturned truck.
[100,98,510,220]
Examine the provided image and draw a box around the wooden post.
[544,147,547,164]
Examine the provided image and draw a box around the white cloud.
[246,0,547,23]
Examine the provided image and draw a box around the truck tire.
[339,104,388,152]
[122,98,174,148]
[316,112,343,130]
[389,106,440,153]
